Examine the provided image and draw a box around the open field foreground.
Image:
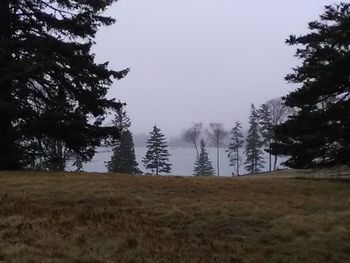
[0,171,349,262]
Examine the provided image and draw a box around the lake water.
[81,147,284,176]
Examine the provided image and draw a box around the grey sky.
[94,0,337,136]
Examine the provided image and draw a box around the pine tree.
[245,104,265,174]
[107,107,140,174]
[142,126,172,175]
[272,3,350,168]
[258,104,274,172]
[27,90,92,171]
[0,0,127,170]
[193,140,215,176]
[227,122,244,176]
[107,130,140,174]
[112,104,132,133]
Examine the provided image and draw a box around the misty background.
[84,0,336,175]
[94,0,335,136]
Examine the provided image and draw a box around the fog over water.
[80,147,284,176]
[85,1,337,174]
[94,0,336,136]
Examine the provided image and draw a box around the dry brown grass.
[0,170,349,262]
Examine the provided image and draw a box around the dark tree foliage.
[193,140,215,176]
[227,121,244,176]
[107,130,140,174]
[0,0,127,170]
[259,104,274,172]
[245,104,265,174]
[142,126,172,175]
[272,3,350,168]
[107,107,140,174]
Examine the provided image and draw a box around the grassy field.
[0,170,349,262]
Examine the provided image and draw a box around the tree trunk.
[0,1,10,39]
[194,140,199,159]
[254,157,257,173]
[274,155,278,171]
[217,146,220,176]
[155,151,159,175]
[0,0,19,170]
[236,148,239,176]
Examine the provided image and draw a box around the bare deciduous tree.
[267,98,294,126]
[182,123,203,158]
[206,122,228,176]
[265,98,294,170]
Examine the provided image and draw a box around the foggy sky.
[94,0,337,136]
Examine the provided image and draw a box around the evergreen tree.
[107,107,140,174]
[107,130,140,174]
[0,0,127,170]
[142,126,172,175]
[27,90,93,171]
[112,104,132,133]
[193,140,215,176]
[272,3,350,168]
[245,104,265,173]
[258,104,274,172]
[227,122,244,176]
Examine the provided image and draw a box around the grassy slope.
[0,171,349,262]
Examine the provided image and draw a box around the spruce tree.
[272,3,350,168]
[112,104,132,133]
[227,122,244,176]
[107,107,140,174]
[107,130,140,174]
[0,0,127,170]
[258,104,274,172]
[193,140,215,176]
[142,126,172,175]
[245,104,265,174]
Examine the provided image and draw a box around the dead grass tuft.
[0,170,349,262]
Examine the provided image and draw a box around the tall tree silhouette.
[272,3,350,168]
[143,126,172,175]
[107,107,140,174]
[193,140,215,176]
[182,123,203,158]
[227,122,244,176]
[0,0,127,170]
[112,104,132,133]
[206,123,228,176]
[263,98,294,170]
[259,104,273,172]
[245,104,265,173]
[107,130,140,174]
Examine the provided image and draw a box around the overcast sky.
[94,0,337,136]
